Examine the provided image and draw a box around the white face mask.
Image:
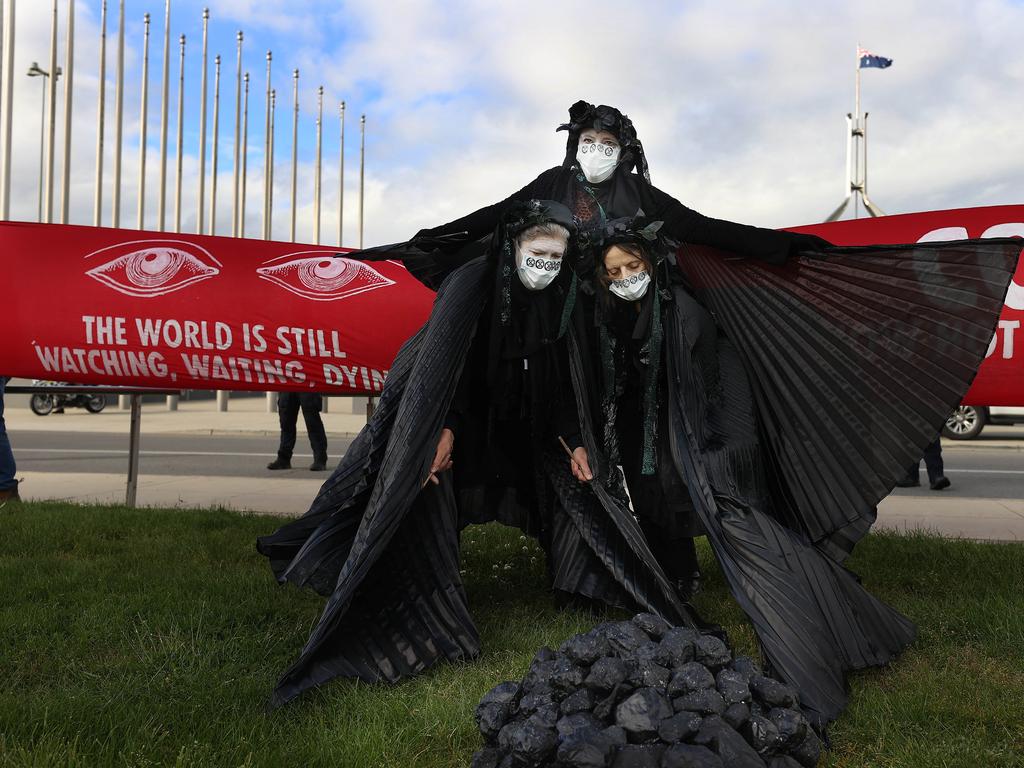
[609,270,650,301]
[577,142,620,183]
[516,250,562,291]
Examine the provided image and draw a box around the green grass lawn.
[0,502,1022,768]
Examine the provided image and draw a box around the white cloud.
[3,0,1022,248]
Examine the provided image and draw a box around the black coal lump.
[550,656,587,693]
[694,634,732,670]
[632,613,672,639]
[657,711,702,743]
[729,656,761,684]
[556,729,617,768]
[716,669,752,706]
[667,662,716,697]
[585,656,629,691]
[508,716,558,765]
[741,713,782,758]
[672,689,726,716]
[614,687,674,742]
[605,620,654,656]
[626,658,671,691]
[694,715,766,767]
[556,711,604,739]
[656,627,698,667]
[609,743,666,767]
[562,628,612,665]
[767,707,808,749]
[722,702,751,731]
[560,687,596,715]
[661,743,725,768]
[750,676,799,709]
[789,730,822,768]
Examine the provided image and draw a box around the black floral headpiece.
[492,199,579,331]
[557,100,651,184]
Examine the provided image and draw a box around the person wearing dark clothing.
[580,215,1016,728]
[896,437,950,490]
[267,392,328,471]
[0,376,19,505]
[257,201,697,708]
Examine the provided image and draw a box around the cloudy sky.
[4,0,1022,247]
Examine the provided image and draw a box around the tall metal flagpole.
[157,0,170,231]
[338,101,344,246]
[0,0,15,220]
[209,53,220,236]
[231,30,242,237]
[241,71,249,236]
[111,0,125,228]
[826,44,884,222]
[173,34,184,232]
[313,85,322,244]
[358,114,365,248]
[213,53,226,411]
[167,30,185,413]
[195,7,208,233]
[261,50,271,240]
[93,0,106,226]
[289,68,297,242]
[43,0,57,223]
[269,87,275,230]
[58,0,74,224]
[137,13,150,231]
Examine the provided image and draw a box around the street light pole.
[27,62,59,223]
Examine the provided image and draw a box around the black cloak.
[257,202,701,707]
[589,218,1020,726]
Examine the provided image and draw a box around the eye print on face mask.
[84,240,221,297]
[256,252,395,301]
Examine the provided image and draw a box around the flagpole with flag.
[826,45,892,221]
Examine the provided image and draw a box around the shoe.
[0,483,21,507]
[894,478,920,488]
[267,457,291,470]
[929,476,951,491]
[674,571,703,602]
[309,459,327,471]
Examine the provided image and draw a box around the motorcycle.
[29,380,107,416]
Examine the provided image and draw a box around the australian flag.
[858,47,893,69]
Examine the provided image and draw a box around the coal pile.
[472,614,821,768]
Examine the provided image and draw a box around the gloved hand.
[786,231,832,259]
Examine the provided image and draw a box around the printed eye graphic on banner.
[84,240,221,297]
[256,252,395,301]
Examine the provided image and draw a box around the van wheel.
[943,406,986,440]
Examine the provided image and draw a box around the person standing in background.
[0,377,20,506]
[896,437,950,490]
[267,392,329,472]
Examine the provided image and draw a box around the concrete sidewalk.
[5,469,1022,544]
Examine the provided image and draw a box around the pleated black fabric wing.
[660,287,916,728]
[681,239,1020,559]
[266,259,491,706]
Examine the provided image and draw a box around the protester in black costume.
[582,223,704,599]
[579,216,1019,728]
[257,201,698,708]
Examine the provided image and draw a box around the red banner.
[3,222,434,393]
[3,208,1022,402]
[789,205,1024,406]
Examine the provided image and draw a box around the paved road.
[9,428,1024,497]
[9,430,357,479]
